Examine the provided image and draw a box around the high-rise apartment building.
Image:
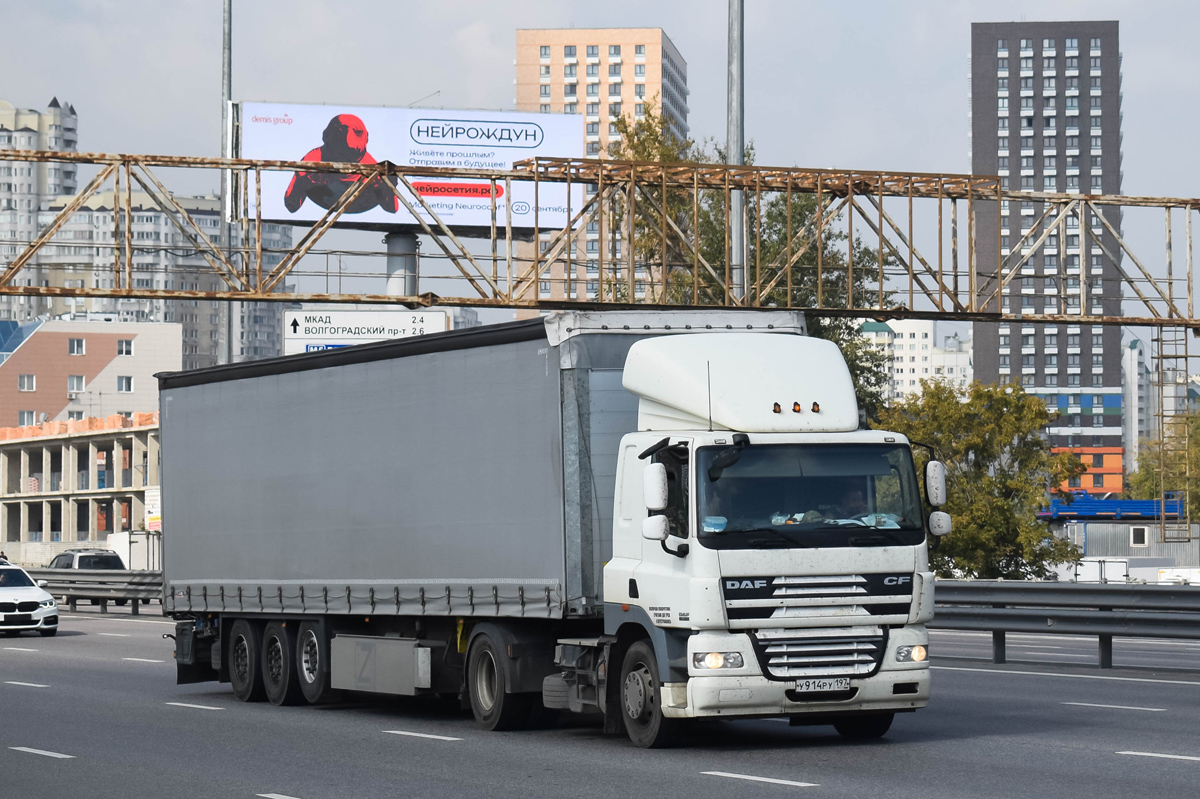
[970,22,1124,494]
[514,30,688,305]
[860,320,974,401]
[515,28,689,152]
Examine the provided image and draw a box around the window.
[635,64,646,77]
[1068,334,1081,347]
[564,64,576,77]
[1090,57,1100,69]
[998,98,1009,111]
[634,84,645,98]
[586,142,600,155]
[609,122,619,136]
[1092,334,1103,348]
[1046,334,1058,347]
[1020,38,1032,50]
[1044,155,1057,170]
[635,103,645,117]
[1043,57,1056,70]
[540,64,550,76]
[998,136,1009,150]
[1046,354,1058,368]
[1090,38,1101,50]
[635,44,645,56]
[1090,96,1102,109]
[1091,175,1103,191]
[564,45,576,58]
[18,410,34,426]
[998,117,1009,130]
[539,85,550,97]
[1131,526,1148,547]
[68,374,84,393]
[998,57,1008,70]
[586,83,599,97]
[539,45,550,58]
[1043,96,1056,111]
[1043,136,1057,149]
[1066,135,1079,148]
[68,337,85,355]
[1065,96,1079,110]
[1043,77,1056,91]
[1090,136,1102,149]
[67,411,83,421]
[117,339,133,355]
[539,104,550,114]
[1020,97,1033,110]
[609,103,622,115]
[1020,77,1033,90]
[117,376,133,393]
[999,335,1010,347]
[586,45,598,58]
[586,63,599,77]
[609,63,621,76]
[609,45,620,56]
[18,374,34,391]
[609,83,622,97]
[998,157,1009,170]
[1090,76,1102,90]
[1066,38,1078,50]
[999,355,1010,367]
[1066,56,1078,69]
[564,83,576,97]
[998,38,1008,52]
[1043,38,1055,49]
[586,103,599,115]
[586,122,599,135]
[1021,57,1033,70]
[1066,155,1079,168]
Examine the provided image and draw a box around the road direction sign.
[282,310,449,355]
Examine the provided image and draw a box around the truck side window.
[654,444,690,538]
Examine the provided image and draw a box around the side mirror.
[642,514,669,541]
[37,580,48,588]
[925,461,947,507]
[929,511,952,537]
[643,463,668,512]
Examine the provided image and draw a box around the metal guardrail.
[931,580,1200,668]
[25,568,163,616]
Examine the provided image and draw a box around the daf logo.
[884,576,912,586]
[726,579,768,590]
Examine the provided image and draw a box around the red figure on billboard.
[283,114,399,214]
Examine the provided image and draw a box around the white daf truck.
[162,310,949,748]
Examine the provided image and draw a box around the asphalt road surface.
[4,610,1200,798]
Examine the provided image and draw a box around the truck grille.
[720,573,914,628]
[752,626,886,679]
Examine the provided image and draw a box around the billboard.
[239,102,583,231]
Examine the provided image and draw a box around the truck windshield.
[696,443,926,549]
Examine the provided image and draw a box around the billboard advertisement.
[239,102,583,231]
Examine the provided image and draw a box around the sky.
[1,0,1196,328]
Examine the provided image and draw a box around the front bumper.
[0,606,59,632]
[666,666,929,718]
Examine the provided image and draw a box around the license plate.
[792,677,850,693]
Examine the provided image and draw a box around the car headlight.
[692,652,745,670]
[896,644,928,663]
[39,599,56,609]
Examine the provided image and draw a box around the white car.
[0,564,59,637]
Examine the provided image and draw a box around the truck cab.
[548,330,948,746]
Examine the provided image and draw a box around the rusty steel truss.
[0,148,1196,329]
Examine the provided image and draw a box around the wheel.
[38,628,58,637]
[261,621,303,706]
[619,640,680,748]
[228,619,266,702]
[296,621,340,705]
[467,632,533,731]
[833,712,894,740]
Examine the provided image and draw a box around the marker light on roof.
[792,402,802,413]
[811,402,820,413]
[772,402,782,414]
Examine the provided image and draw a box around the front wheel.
[619,641,680,748]
[467,632,533,731]
[833,712,894,740]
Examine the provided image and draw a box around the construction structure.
[0,147,1195,533]
[0,413,159,567]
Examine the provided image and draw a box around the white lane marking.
[382,729,463,742]
[9,746,74,759]
[1063,702,1166,712]
[98,633,130,637]
[932,665,1200,686]
[121,657,165,663]
[3,647,37,652]
[58,614,174,626]
[4,681,49,688]
[165,701,224,711]
[256,794,303,799]
[702,771,819,788]
[1117,751,1200,762]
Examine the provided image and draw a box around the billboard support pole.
[385,232,418,297]
[221,0,234,364]
[727,0,745,302]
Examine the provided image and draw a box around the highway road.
[5,610,1200,798]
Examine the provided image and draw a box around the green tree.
[876,380,1086,579]
[1127,411,1200,517]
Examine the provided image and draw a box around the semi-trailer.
[161,310,949,747]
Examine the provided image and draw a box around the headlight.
[693,652,744,670]
[39,599,56,609]
[896,644,928,663]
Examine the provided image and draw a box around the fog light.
[896,644,929,663]
[693,652,745,669]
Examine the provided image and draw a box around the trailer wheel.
[467,633,532,731]
[833,713,894,740]
[296,621,340,705]
[619,640,680,748]
[262,621,303,706]
[229,620,266,702]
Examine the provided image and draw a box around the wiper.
[848,530,911,547]
[713,527,816,547]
